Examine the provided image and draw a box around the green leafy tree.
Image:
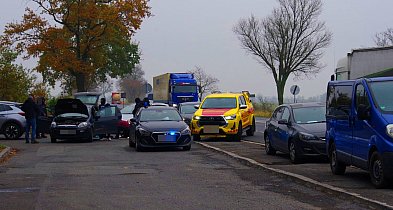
[0,46,35,102]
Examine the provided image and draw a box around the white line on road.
[241,140,265,147]
[195,142,393,209]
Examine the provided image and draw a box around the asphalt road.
[0,137,371,210]
[199,117,393,209]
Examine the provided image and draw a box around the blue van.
[326,77,393,188]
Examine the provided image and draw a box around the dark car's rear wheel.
[3,122,22,140]
[265,134,276,155]
[329,142,346,175]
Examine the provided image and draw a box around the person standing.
[21,95,40,144]
[132,98,142,116]
[36,97,47,138]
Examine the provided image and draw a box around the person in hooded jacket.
[21,95,40,143]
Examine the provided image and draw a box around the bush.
[253,102,276,118]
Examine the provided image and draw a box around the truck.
[153,73,199,105]
[335,46,393,80]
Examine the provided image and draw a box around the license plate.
[204,125,219,134]
[157,135,177,142]
[60,130,76,135]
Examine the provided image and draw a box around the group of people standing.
[21,95,47,144]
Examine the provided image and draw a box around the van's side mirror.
[278,119,290,125]
[194,105,199,109]
[357,105,371,120]
[240,105,247,109]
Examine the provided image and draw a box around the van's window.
[239,96,246,106]
[369,81,393,112]
[327,85,352,117]
[355,84,370,110]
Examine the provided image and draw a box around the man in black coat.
[21,95,40,143]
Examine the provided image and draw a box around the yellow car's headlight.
[193,116,201,120]
[224,114,237,120]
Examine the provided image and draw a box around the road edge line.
[0,146,11,159]
[195,141,393,209]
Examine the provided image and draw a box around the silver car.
[0,102,26,139]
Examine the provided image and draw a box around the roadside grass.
[0,144,6,152]
[253,102,277,118]
[254,110,272,118]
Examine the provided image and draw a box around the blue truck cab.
[153,73,199,105]
[326,77,393,188]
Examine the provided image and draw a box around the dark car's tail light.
[118,120,129,127]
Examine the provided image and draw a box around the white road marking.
[241,140,265,147]
[195,142,393,209]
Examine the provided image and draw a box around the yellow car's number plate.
[204,125,219,134]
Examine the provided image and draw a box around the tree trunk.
[75,72,86,92]
[276,81,285,105]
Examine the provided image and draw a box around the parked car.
[178,102,200,125]
[129,106,192,151]
[117,104,135,138]
[151,103,169,107]
[326,77,393,188]
[0,102,25,139]
[191,91,255,141]
[50,99,121,143]
[264,102,326,163]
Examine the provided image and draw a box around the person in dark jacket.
[36,97,47,139]
[21,95,40,143]
[132,98,143,116]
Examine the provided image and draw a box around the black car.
[50,99,121,143]
[177,102,200,125]
[129,106,192,151]
[264,102,326,163]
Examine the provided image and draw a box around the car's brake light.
[18,112,25,116]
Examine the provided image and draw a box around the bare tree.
[94,76,114,99]
[375,28,393,47]
[234,0,331,104]
[118,65,147,103]
[188,66,219,101]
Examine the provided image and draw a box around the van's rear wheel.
[329,143,346,175]
[370,151,389,188]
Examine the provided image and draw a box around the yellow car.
[190,91,255,141]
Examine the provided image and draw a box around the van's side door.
[352,82,373,170]
[331,85,354,164]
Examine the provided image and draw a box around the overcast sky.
[1,0,393,99]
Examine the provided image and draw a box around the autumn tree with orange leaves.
[2,0,150,92]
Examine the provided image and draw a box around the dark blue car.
[326,77,393,188]
[264,102,326,163]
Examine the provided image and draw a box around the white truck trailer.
[335,46,393,80]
